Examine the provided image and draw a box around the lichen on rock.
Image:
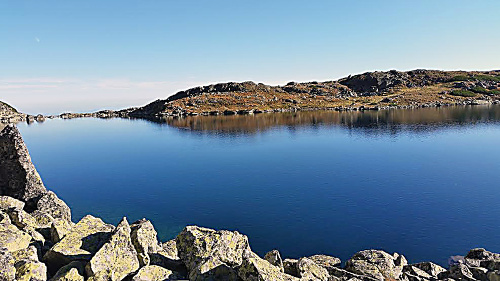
[85,217,140,281]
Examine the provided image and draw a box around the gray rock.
[239,253,299,281]
[130,218,160,267]
[297,257,330,281]
[345,250,407,281]
[308,254,341,275]
[264,250,284,272]
[0,218,32,252]
[406,261,447,278]
[43,215,115,274]
[466,249,500,267]
[131,265,179,281]
[176,225,250,281]
[0,195,25,210]
[327,267,379,281]
[439,264,476,281]
[51,218,73,243]
[11,245,39,263]
[36,191,71,222]
[85,217,140,281]
[15,259,48,281]
[0,125,47,204]
[0,250,16,281]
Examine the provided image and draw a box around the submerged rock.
[345,250,407,281]
[86,217,140,281]
[176,225,250,281]
[43,215,115,274]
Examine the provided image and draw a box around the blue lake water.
[16,105,500,266]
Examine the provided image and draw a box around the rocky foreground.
[1,124,500,281]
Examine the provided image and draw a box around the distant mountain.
[123,69,500,119]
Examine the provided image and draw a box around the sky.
[1,0,500,115]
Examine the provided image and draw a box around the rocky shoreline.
[2,69,500,124]
[1,125,500,281]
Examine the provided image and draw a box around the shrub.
[470,86,489,94]
[450,90,477,97]
[474,75,500,82]
[451,75,470,81]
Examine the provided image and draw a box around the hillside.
[126,69,500,118]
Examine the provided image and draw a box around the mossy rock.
[15,259,48,281]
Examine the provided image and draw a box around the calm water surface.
[17,105,500,265]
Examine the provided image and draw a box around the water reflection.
[152,105,500,135]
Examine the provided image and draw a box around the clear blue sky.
[1,0,499,114]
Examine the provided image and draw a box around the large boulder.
[150,239,186,275]
[36,191,71,222]
[85,217,140,281]
[0,125,47,203]
[176,225,251,281]
[43,215,115,274]
[345,250,407,281]
[11,245,39,263]
[130,218,160,266]
[404,261,446,279]
[438,263,476,281]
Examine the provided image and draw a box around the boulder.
[7,207,40,229]
[469,266,488,281]
[176,225,250,281]
[36,191,71,222]
[50,261,85,281]
[43,215,115,274]
[11,245,39,263]
[0,250,16,281]
[31,210,55,228]
[130,218,160,266]
[0,209,11,224]
[0,125,47,203]
[131,265,178,281]
[15,259,48,281]
[150,240,186,274]
[345,250,407,281]
[308,254,341,275]
[297,257,330,281]
[438,264,476,281]
[51,218,73,243]
[85,217,140,281]
[0,220,32,252]
[0,195,25,210]
[238,253,299,281]
[466,248,500,267]
[264,250,284,272]
[406,262,446,278]
[488,271,500,281]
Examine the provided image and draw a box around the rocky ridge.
[1,124,500,281]
[3,69,499,126]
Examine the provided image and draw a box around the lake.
[16,105,500,266]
